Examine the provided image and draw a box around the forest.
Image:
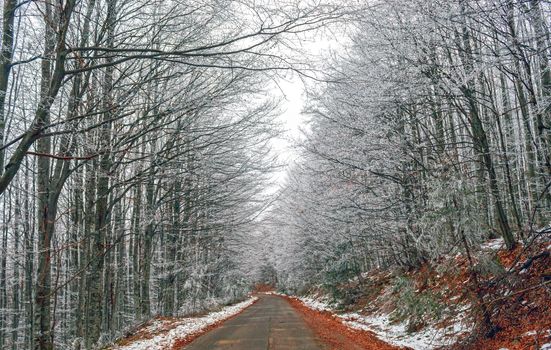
[0,0,550,349]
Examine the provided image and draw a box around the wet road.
[184,295,327,350]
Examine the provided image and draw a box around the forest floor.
[284,235,551,350]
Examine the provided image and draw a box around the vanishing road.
[184,294,327,350]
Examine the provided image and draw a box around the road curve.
[184,294,328,350]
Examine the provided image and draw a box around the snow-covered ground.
[297,296,333,312]
[298,296,470,350]
[339,312,469,350]
[480,237,505,251]
[111,297,257,350]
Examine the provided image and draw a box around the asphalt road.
[184,295,328,350]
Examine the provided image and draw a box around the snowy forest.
[0,0,550,349]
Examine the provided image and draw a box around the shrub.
[474,253,505,277]
[391,275,445,332]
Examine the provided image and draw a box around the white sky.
[269,76,308,184]
[267,34,344,187]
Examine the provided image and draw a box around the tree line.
[0,0,341,349]
[272,0,550,296]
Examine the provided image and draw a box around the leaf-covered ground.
[278,236,551,350]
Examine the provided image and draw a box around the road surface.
[184,294,328,349]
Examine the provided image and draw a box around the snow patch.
[296,293,474,350]
[481,238,504,251]
[111,297,257,350]
[339,312,471,350]
[299,296,333,312]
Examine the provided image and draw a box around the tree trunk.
[459,1,516,249]
[34,2,55,347]
[0,0,17,172]
[87,0,115,342]
[464,85,516,249]
[0,0,75,195]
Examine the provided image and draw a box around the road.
[184,294,328,350]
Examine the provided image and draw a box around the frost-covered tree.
[0,0,342,349]
[270,0,551,294]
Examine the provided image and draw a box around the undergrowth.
[390,275,445,332]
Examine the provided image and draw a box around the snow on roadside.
[299,296,333,312]
[111,297,257,350]
[339,312,469,350]
[296,295,469,350]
